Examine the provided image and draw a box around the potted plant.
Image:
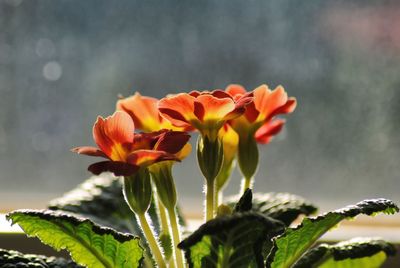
[2,84,398,268]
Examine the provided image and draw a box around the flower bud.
[149,162,177,211]
[237,133,259,181]
[197,135,224,183]
[123,168,152,215]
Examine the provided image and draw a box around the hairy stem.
[206,180,215,221]
[137,213,166,268]
[167,208,185,268]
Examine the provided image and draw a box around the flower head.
[158,90,252,141]
[116,92,188,132]
[226,84,296,142]
[72,111,190,176]
[225,84,296,183]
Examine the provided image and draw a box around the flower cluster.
[73,84,296,268]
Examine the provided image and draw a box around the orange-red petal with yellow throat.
[253,85,288,122]
[71,146,108,158]
[158,93,196,127]
[116,92,161,132]
[88,161,138,176]
[93,112,134,159]
[127,150,178,167]
[195,95,235,122]
[254,119,285,144]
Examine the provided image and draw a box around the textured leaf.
[178,212,285,268]
[48,173,155,235]
[0,248,82,268]
[266,199,399,268]
[226,192,317,226]
[293,237,396,268]
[7,210,144,268]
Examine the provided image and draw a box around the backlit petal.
[127,150,178,167]
[254,119,285,144]
[225,84,247,97]
[254,85,288,122]
[116,92,161,132]
[196,95,235,121]
[103,111,135,144]
[71,146,108,158]
[158,93,196,127]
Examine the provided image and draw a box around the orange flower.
[158,90,252,141]
[72,111,190,176]
[116,92,189,132]
[226,84,296,143]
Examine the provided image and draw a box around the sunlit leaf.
[294,237,396,268]
[266,198,399,268]
[7,210,144,268]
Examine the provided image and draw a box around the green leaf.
[266,198,399,268]
[48,173,156,235]
[6,209,144,268]
[293,237,396,268]
[178,212,285,268]
[226,192,317,226]
[0,248,82,268]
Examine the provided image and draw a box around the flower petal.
[154,131,190,154]
[71,146,108,158]
[268,97,297,119]
[93,112,135,158]
[254,119,285,144]
[116,92,162,132]
[88,161,138,176]
[196,95,235,121]
[225,84,247,97]
[158,93,196,127]
[103,111,135,144]
[127,150,178,167]
[254,85,288,122]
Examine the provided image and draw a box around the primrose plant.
[5,84,399,268]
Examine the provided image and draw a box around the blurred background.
[1,0,399,216]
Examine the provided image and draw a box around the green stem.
[137,213,167,268]
[206,179,215,221]
[157,199,170,238]
[214,190,223,212]
[240,176,253,194]
[167,208,185,268]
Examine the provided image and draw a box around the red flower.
[72,111,190,176]
[116,92,189,132]
[226,84,296,143]
[158,90,252,141]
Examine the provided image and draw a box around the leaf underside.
[6,209,144,268]
[178,212,285,268]
[294,237,396,268]
[0,248,82,268]
[226,192,318,226]
[266,198,399,268]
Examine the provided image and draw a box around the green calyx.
[197,135,224,183]
[149,162,177,211]
[238,133,259,182]
[123,168,152,215]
